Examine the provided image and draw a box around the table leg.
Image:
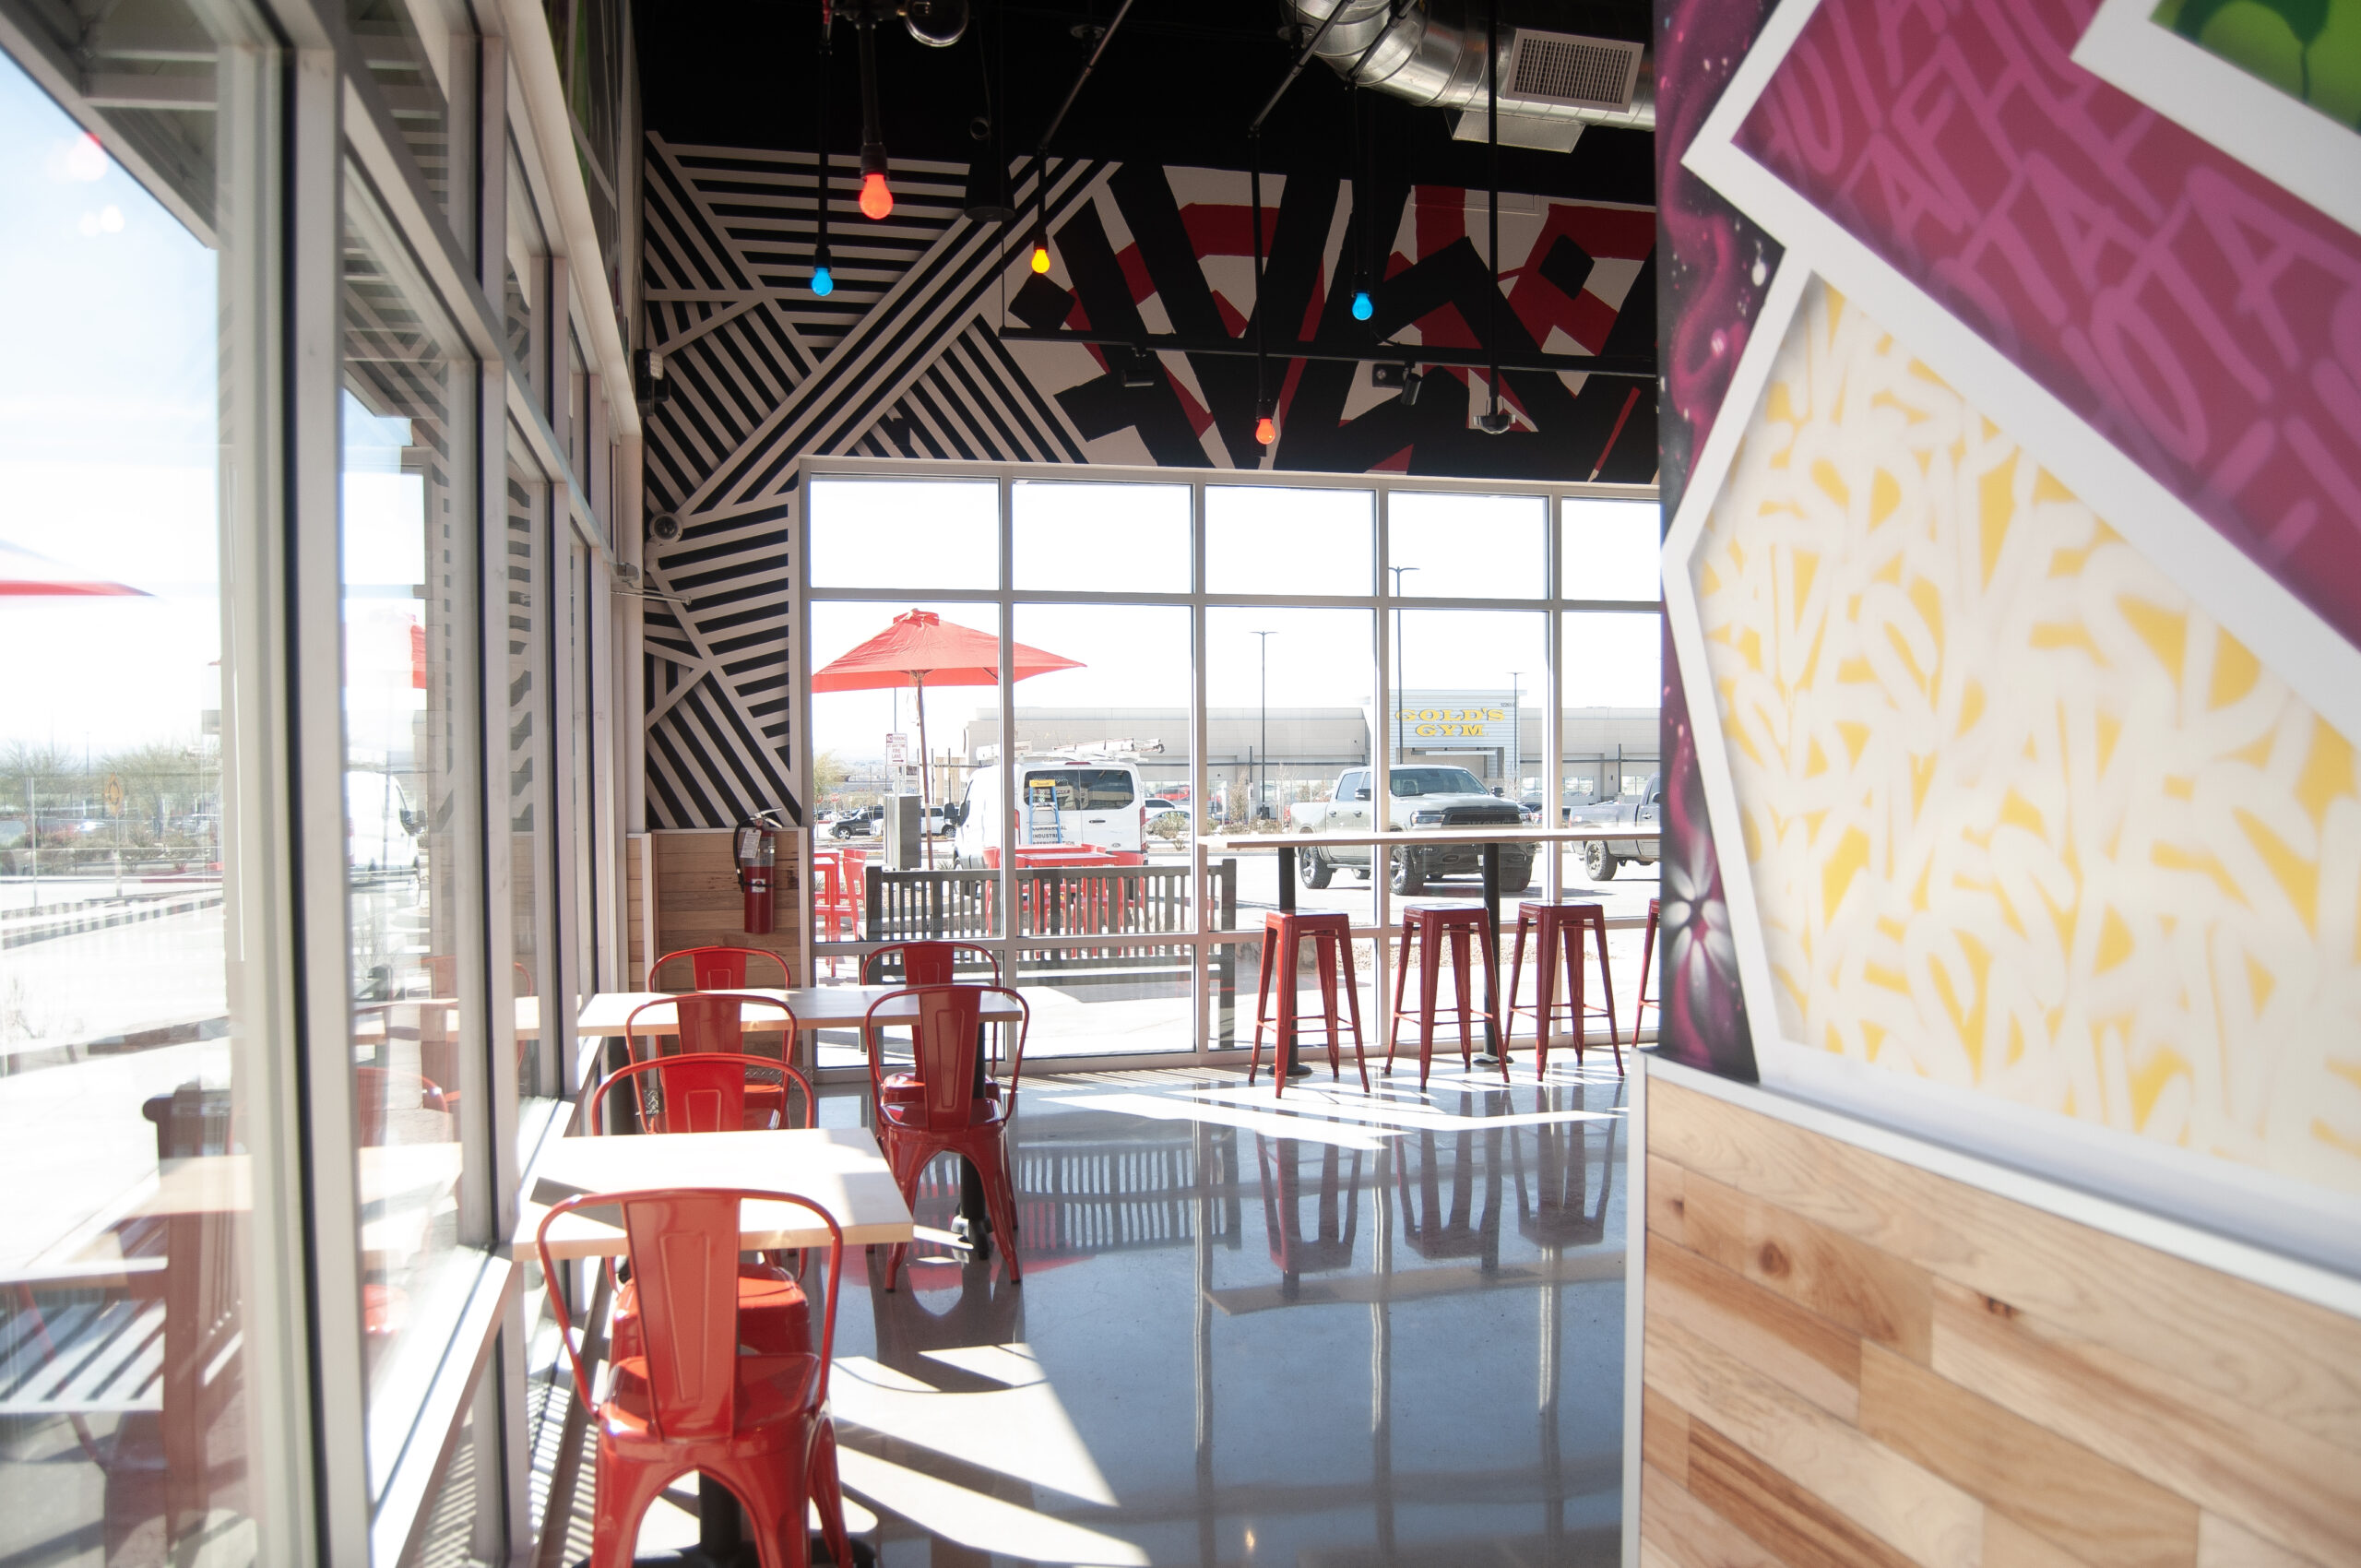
[957,1025,992,1253]
[1477,843,1502,1063]
[698,1472,743,1560]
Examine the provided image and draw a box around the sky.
[0,53,220,759]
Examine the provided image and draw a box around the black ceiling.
[635,1,1655,205]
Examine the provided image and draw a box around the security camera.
[647,512,682,544]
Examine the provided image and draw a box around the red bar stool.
[1504,900,1621,1077]
[1249,910,1369,1096]
[1630,897,1661,1049]
[1386,905,1503,1089]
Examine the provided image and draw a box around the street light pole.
[1508,671,1521,797]
[1251,629,1275,817]
[1386,566,1417,764]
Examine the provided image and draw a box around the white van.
[950,759,1146,865]
[347,769,421,876]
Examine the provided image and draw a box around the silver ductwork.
[1286,0,1655,139]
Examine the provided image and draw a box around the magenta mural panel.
[1735,0,2361,651]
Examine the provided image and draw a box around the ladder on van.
[1024,779,1062,846]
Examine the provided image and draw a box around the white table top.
[575,986,1025,1039]
[1201,824,1661,851]
[518,1127,913,1261]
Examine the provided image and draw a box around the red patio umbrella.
[813,609,1083,864]
[0,538,150,597]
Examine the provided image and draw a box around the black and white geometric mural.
[639,133,1657,825]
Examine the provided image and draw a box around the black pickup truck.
[1563,773,1662,880]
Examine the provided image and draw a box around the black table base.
[1270,838,1509,1073]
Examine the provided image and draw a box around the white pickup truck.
[1287,766,1533,894]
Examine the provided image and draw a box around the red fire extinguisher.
[735,812,784,934]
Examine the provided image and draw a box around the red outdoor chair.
[589,1054,819,1367]
[862,944,1007,1111]
[539,1188,852,1568]
[653,944,794,992]
[862,985,1029,1289]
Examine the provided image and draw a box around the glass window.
[340,172,481,1492]
[1561,496,1661,601]
[1013,480,1190,592]
[1560,610,1663,893]
[505,141,546,388]
[569,541,599,1009]
[346,0,469,245]
[809,478,1000,590]
[1389,609,1546,907]
[0,30,265,1562]
[1021,767,1138,810]
[506,445,552,1098]
[1387,491,1547,600]
[1205,485,1371,597]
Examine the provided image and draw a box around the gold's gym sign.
[1395,704,1510,739]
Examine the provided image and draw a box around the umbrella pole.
[915,671,933,870]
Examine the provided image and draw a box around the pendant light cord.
[1487,0,1501,419]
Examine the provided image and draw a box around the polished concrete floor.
[587,1052,1631,1567]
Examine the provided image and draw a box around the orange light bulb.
[859,170,894,220]
[1254,415,1276,445]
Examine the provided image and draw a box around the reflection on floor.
[568,1058,1630,1566]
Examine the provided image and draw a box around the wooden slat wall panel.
[625,832,647,989]
[1639,1076,2361,1568]
[646,828,804,991]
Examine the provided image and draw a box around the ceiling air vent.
[1506,30,1643,113]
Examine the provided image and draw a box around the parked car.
[1287,766,1530,894]
[1564,773,1662,880]
[949,760,1147,865]
[830,806,882,839]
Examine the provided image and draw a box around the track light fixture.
[1120,347,1157,389]
[1477,409,1513,434]
[1399,367,1422,406]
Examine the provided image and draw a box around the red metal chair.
[859,940,1002,986]
[1385,905,1503,1089]
[653,944,794,992]
[1630,897,1661,1049]
[624,992,801,1125]
[1503,900,1621,1076]
[863,985,1030,1289]
[354,1065,450,1146]
[589,1054,818,1365]
[590,1051,816,1136]
[539,1188,852,1568]
[861,944,1007,1111]
[1249,910,1369,1096]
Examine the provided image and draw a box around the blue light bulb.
[1350,289,1374,322]
[812,264,835,297]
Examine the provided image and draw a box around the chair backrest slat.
[590,1049,813,1134]
[653,944,793,992]
[860,941,1002,987]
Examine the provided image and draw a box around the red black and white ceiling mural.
[637,134,1658,826]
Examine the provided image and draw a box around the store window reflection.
[0,32,261,1567]
[340,177,481,1491]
